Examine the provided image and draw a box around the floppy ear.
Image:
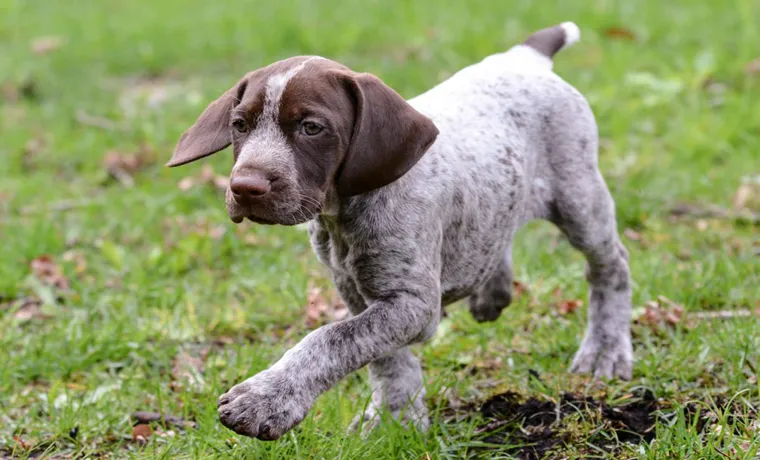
[165,76,249,167]
[334,71,439,196]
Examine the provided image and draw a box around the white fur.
[235,57,323,171]
[560,22,581,50]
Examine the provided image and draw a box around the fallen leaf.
[549,287,583,315]
[103,147,155,187]
[178,164,228,193]
[31,36,65,54]
[12,435,31,450]
[132,411,197,429]
[170,346,209,391]
[243,233,260,245]
[634,296,685,331]
[305,285,331,328]
[11,297,48,321]
[132,424,152,444]
[556,299,583,315]
[512,280,528,298]
[623,228,642,241]
[177,176,195,191]
[602,26,637,41]
[304,284,348,328]
[30,255,69,290]
[745,58,760,76]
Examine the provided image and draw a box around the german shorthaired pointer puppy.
[167,22,633,440]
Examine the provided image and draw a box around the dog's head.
[167,56,438,225]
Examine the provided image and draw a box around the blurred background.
[1,0,759,458]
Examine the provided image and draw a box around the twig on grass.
[131,411,197,429]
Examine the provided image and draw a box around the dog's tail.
[522,22,580,59]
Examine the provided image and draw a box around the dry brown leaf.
[177,176,195,191]
[548,287,583,315]
[178,164,229,192]
[623,228,642,241]
[30,255,69,290]
[31,36,65,54]
[103,148,155,187]
[305,286,331,328]
[557,299,583,315]
[132,424,152,444]
[65,382,87,391]
[13,435,31,450]
[635,296,685,331]
[512,280,528,298]
[602,26,637,41]
[170,346,209,391]
[304,284,348,327]
[745,58,760,76]
[11,297,48,321]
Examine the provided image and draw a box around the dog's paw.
[218,370,314,440]
[570,333,633,380]
[349,402,429,435]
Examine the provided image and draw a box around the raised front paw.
[570,332,633,380]
[218,370,314,440]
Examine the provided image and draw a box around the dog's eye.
[301,122,323,136]
[231,118,247,133]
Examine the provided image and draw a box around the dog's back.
[374,23,599,305]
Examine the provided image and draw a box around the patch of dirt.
[472,389,658,459]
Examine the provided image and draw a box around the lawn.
[1,0,759,458]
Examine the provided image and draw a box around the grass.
[1,0,759,458]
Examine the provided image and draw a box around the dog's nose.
[230,172,271,204]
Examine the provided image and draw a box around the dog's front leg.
[329,272,430,433]
[218,272,440,440]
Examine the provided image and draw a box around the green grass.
[2,0,759,458]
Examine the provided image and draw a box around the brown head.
[166,56,439,225]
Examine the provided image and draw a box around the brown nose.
[230,172,271,204]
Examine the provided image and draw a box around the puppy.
[167,22,633,440]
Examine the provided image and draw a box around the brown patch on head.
[168,55,438,225]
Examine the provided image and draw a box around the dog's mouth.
[228,208,318,226]
[226,189,323,226]
[245,215,277,225]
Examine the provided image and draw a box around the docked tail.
[523,22,581,58]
